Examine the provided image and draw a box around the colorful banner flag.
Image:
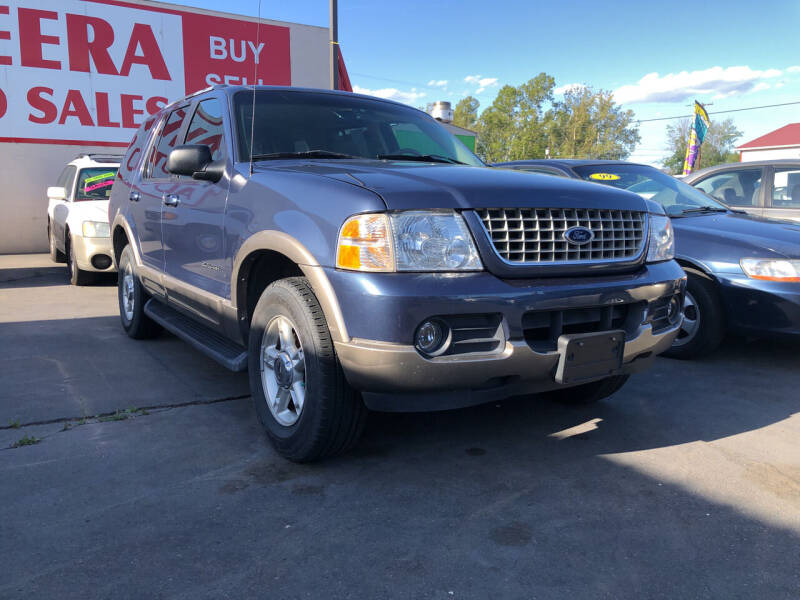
[682,101,711,175]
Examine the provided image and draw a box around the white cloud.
[427,79,448,88]
[554,83,586,95]
[352,85,426,105]
[787,66,800,73]
[752,82,771,92]
[464,75,499,93]
[613,66,783,104]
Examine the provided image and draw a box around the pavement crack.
[1,394,250,431]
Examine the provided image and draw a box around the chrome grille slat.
[478,208,647,264]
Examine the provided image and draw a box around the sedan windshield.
[233,90,483,167]
[572,164,728,216]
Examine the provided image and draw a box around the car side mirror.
[47,186,67,201]
[166,145,225,184]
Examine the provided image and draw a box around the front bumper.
[330,260,686,411]
[71,235,116,273]
[717,274,800,337]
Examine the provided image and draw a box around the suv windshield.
[75,167,119,201]
[572,164,728,216]
[233,90,483,167]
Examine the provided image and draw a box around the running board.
[144,299,248,372]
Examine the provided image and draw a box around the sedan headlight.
[336,211,483,272]
[82,221,110,238]
[740,258,800,282]
[646,215,674,263]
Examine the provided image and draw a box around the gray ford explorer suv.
[109,86,686,462]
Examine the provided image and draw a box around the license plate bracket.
[555,330,625,385]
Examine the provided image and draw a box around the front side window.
[234,90,483,167]
[185,98,227,162]
[75,168,119,201]
[56,166,77,198]
[771,168,800,208]
[572,164,728,216]
[693,169,762,207]
[147,107,190,179]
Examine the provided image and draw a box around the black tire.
[117,245,161,339]
[541,374,630,405]
[66,234,94,286]
[248,277,367,462]
[662,269,725,360]
[48,222,66,263]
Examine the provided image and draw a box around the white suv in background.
[47,154,120,285]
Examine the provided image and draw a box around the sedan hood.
[674,211,800,261]
[74,200,110,222]
[271,161,650,212]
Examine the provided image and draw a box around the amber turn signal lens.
[336,214,394,272]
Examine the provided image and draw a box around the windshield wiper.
[377,153,465,165]
[680,206,729,215]
[251,150,359,161]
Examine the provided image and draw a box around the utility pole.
[329,0,339,91]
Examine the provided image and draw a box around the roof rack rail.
[74,153,124,161]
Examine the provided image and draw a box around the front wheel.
[66,235,93,286]
[540,374,630,405]
[662,269,725,359]
[248,277,366,462]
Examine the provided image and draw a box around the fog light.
[415,320,448,356]
[91,254,112,270]
[667,295,682,325]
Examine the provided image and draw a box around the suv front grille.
[477,208,647,264]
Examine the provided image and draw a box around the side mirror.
[47,186,67,201]
[166,144,225,183]
[166,144,212,176]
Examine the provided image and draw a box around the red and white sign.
[0,0,291,146]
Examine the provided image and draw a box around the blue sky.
[170,0,800,165]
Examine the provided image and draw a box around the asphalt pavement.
[1,254,799,599]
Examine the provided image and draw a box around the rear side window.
[75,168,119,201]
[771,168,800,208]
[147,106,190,179]
[184,99,226,161]
[120,115,160,183]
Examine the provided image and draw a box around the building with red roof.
[737,123,800,162]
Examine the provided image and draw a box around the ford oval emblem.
[563,226,595,245]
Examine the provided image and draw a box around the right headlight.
[336,211,483,272]
[740,258,800,282]
[646,215,675,263]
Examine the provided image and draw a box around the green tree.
[453,96,479,130]
[546,87,640,160]
[474,73,555,162]
[662,118,742,174]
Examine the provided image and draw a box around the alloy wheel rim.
[673,291,700,347]
[122,266,135,322]
[260,315,306,427]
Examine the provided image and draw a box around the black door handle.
[129,191,140,202]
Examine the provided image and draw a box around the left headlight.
[646,215,674,263]
[741,258,800,282]
[82,221,110,238]
[336,211,483,272]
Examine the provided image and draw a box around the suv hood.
[271,161,650,212]
[673,211,800,260]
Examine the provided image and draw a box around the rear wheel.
[66,234,94,286]
[117,245,161,339]
[248,277,366,462]
[662,269,725,359]
[541,374,630,405]
[48,222,65,263]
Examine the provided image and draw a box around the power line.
[637,100,800,123]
